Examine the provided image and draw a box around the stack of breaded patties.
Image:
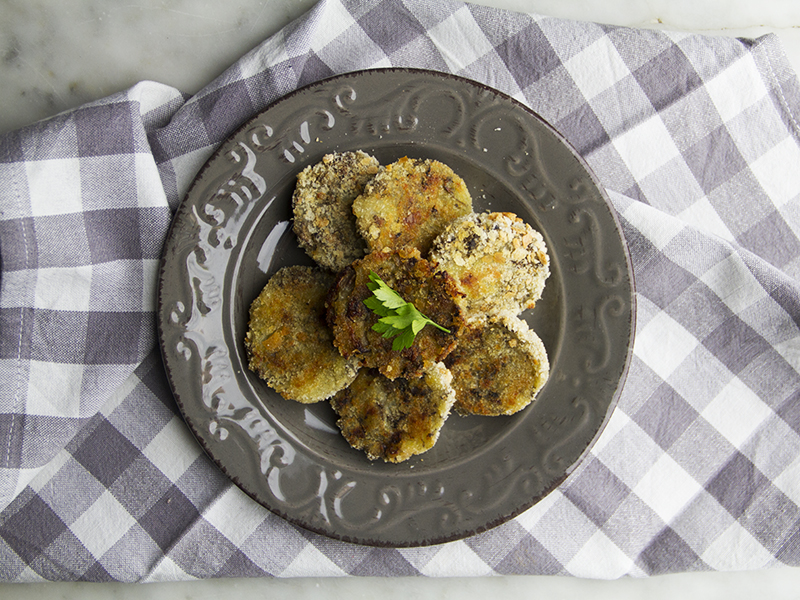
[245,151,551,462]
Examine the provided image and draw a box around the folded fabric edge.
[749,33,800,144]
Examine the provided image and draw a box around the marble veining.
[2,0,800,134]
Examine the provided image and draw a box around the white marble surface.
[2,0,800,598]
[3,0,800,135]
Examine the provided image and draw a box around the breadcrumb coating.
[430,211,550,323]
[326,247,464,380]
[444,316,550,416]
[292,151,380,271]
[247,152,554,463]
[352,157,473,255]
[245,266,360,403]
[330,361,456,463]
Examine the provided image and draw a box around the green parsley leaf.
[363,295,390,317]
[364,271,450,351]
[393,328,417,352]
[366,273,407,310]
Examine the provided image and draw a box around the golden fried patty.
[352,157,473,255]
[326,247,464,380]
[292,151,380,271]
[330,362,456,463]
[430,211,550,323]
[444,316,549,416]
[245,265,359,403]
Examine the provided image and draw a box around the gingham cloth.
[1,0,799,582]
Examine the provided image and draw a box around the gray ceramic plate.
[157,68,635,547]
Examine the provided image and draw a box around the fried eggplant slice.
[352,157,473,255]
[326,247,464,380]
[245,265,359,403]
[430,211,550,323]
[292,151,380,271]
[445,316,549,416]
[330,362,456,463]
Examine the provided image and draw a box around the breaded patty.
[326,247,464,380]
[430,211,550,323]
[245,265,359,403]
[330,362,456,463]
[292,151,380,271]
[352,157,473,255]
[444,316,549,416]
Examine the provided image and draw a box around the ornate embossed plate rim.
[157,68,636,547]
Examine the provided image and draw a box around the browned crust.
[444,316,549,416]
[292,151,379,271]
[326,247,465,380]
[430,211,550,323]
[330,362,455,463]
[245,266,360,403]
[352,157,473,255]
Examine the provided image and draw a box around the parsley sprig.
[364,271,450,351]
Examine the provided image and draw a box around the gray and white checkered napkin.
[1,0,800,582]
